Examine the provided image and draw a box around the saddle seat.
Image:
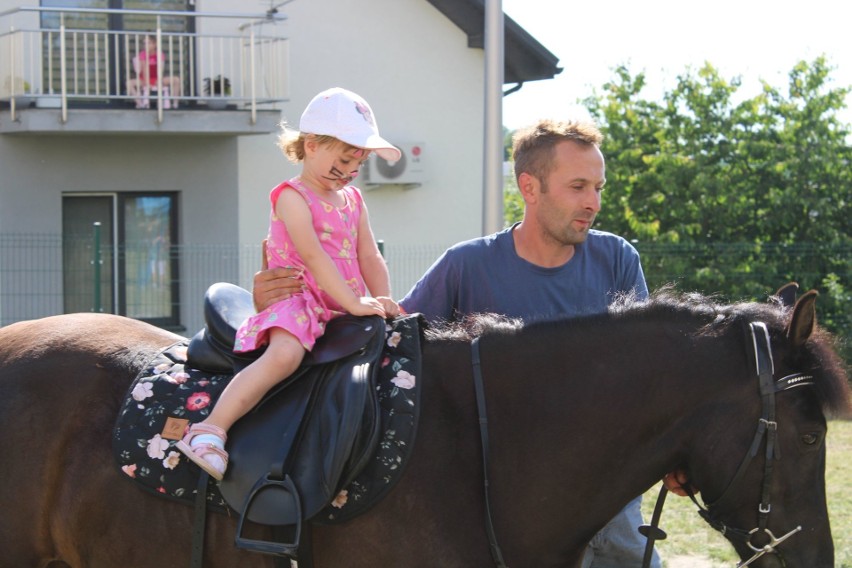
[186,281,378,373]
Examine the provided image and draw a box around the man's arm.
[399,249,458,322]
[252,240,303,312]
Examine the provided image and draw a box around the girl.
[127,35,182,108]
[177,87,401,480]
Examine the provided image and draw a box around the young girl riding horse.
[178,87,401,480]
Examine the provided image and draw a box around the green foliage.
[505,56,852,361]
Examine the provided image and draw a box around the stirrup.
[176,423,229,481]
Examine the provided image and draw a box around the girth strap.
[471,337,509,568]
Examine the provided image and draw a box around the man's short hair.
[512,119,604,184]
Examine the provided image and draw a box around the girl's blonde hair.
[277,125,363,164]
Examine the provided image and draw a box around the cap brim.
[360,134,401,162]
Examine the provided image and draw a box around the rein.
[644,321,814,568]
[471,337,509,568]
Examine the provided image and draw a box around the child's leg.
[177,328,305,479]
[206,328,305,431]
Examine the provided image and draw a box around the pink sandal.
[176,423,229,481]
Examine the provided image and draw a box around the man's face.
[534,140,605,246]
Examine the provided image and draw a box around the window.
[62,192,180,327]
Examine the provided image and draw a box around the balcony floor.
[0,105,282,136]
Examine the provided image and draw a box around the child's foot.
[176,423,229,481]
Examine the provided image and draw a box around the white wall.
[224,0,487,253]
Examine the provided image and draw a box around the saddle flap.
[218,315,386,525]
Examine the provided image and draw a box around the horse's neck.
[477,323,748,551]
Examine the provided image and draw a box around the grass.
[641,420,852,567]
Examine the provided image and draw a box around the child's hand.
[348,296,387,317]
[375,296,399,319]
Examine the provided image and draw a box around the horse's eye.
[801,433,820,445]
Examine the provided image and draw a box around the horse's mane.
[425,288,851,418]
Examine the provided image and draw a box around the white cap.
[299,87,401,162]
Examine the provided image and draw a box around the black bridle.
[679,321,815,567]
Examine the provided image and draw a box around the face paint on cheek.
[324,165,355,184]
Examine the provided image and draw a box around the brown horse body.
[0,291,848,567]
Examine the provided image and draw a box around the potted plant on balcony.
[4,77,34,108]
[203,75,231,109]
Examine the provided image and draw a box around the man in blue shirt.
[254,118,659,567]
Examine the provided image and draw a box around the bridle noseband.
[681,321,815,567]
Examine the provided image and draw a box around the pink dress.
[234,178,368,352]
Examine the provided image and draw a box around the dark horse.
[0,289,848,567]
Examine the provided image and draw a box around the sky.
[500,0,852,130]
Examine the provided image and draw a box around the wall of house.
[218,0,488,293]
[0,133,241,331]
[0,0,497,328]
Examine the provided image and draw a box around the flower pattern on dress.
[233,179,366,354]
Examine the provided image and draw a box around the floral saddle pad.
[112,314,424,523]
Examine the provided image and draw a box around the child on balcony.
[177,87,401,480]
[127,35,181,108]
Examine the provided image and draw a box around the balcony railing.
[0,5,289,124]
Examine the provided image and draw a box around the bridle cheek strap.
[686,322,813,567]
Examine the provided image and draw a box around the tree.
[505,57,852,359]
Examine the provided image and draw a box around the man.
[254,118,663,567]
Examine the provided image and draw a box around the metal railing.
[0,5,289,124]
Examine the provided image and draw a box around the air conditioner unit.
[363,142,426,186]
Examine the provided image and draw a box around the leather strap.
[471,337,509,568]
[190,471,210,568]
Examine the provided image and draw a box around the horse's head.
[686,289,850,567]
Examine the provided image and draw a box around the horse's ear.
[774,282,799,308]
[787,290,818,348]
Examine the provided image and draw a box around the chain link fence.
[1,233,849,361]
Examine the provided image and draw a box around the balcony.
[0,5,289,135]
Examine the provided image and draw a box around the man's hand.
[252,240,303,312]
[662,469,696,497]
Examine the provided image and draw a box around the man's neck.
[511,222,576,268]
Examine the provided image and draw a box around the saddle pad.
[112,341,232,512]
[112,315,424,521]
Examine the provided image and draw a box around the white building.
[0,0,560,333]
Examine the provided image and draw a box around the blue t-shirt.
[400,224,648,323]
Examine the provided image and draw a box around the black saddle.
[186,282,381,373]
[186,282,386,557]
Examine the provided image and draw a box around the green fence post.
[92,222,102,313]
[377,239,384,257]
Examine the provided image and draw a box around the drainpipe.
[482,0,504,236]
